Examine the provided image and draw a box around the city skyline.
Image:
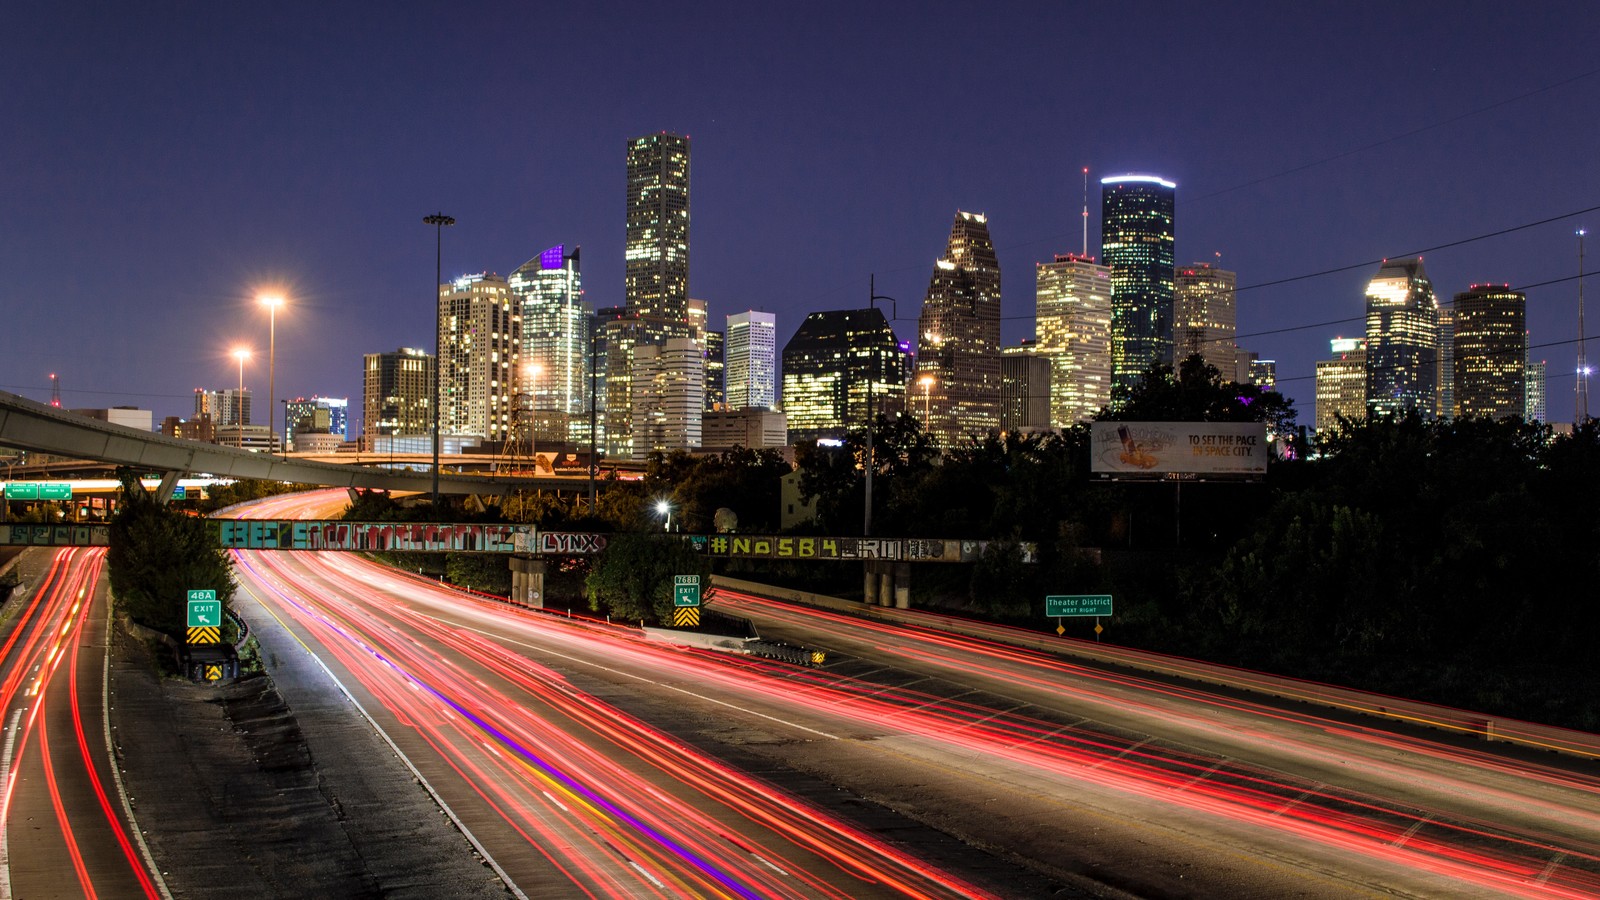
[6,5,1600,433]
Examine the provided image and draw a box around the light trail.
[234,544,991,899]
[0,548,161,898]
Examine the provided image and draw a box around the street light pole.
[259,295,284,455]
[232,348,251,449]
[424,213,456,506]
[865,274,900,537]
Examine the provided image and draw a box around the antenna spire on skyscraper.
[1081,167,1089,258]
[1578,228,1589,423]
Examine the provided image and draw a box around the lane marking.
[0,707,23,900]
[235,577,531,900]
[100,587,171,899]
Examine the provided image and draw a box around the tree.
[1101,355,1297,436]
[585,532,710,623]
[107,469,234,635]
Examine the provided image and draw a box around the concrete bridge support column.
[154,470,182,505]
[893,562,910,609]
[508,555,546,608]
[863,562,879,606]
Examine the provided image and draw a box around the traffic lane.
[303,564,1481,899]
[2,549,160,900]
[716,591,1600,852]
[235,549,992,900]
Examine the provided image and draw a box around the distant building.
[701,409,787,450]
[1102,175,1176,391]
[71,406,153,432]
[917,211,1002,446]
[195,388,250,428]
[214,424,276,452]
[510,244,590,445]
[725,311,777,410]
[162,414,215,443]
[1365,257,1439,418]
[1034,253,1112,425]
[625,133,691,337]
[1436,305,1455,419]
[1453,284,1526,420]
[781,309,908,443]
[363,348,435,445]
[439,273,520,442]
[702,329,725,411]
[1315,338,1367,433]
[1000,342,1052,433]
[1526,350,1548,422]
[284,396,349,450]
[630,338,703,460]
[1174,262,1237,373]
[600,311,645,459]
[1248,358,1276,390]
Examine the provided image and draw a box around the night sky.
[6,2,1600,433]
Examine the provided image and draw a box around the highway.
[232,490,1600,897]
[0,548,163,899]
[230,494,1002,898]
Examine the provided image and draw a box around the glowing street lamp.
[259,294,285,453]
[917,373,936,426]
[655,498,672,532]
[232,347,251,448]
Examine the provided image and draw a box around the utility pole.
[424,213,455,506]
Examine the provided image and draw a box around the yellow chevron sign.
[187,626,221,645]
[205,664,223,681]
[673,607,700,628]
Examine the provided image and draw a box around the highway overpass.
[0,390,583,500]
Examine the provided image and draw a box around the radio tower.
[49,373,61,407]
[1578,229,1590,423]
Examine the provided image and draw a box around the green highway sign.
[187,589,221,628]
[673,574,702,608]
[1046,594,1113,617]
[4,482,72,500]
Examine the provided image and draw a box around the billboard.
[1090,422,1268,478]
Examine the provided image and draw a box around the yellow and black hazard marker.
[187,626,221,645]
[205,664,223,681]
[673,606,701,628]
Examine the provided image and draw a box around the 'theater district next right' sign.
[1090,422,1269,478]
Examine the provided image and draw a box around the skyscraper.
[1101,175,1176,391]
[439,273,520,441]
[916,211,1002,446]
[284,396,348,449]
[630,338,703,460]
[626,132,691,336]
[1000,342,1052,433]
[614,132,692,454]
[510,244,590,444]
[1437,305,1456,419]
[781,309,907,443]
[1526,351,1548,422]
[1034,253,1112,426]
[725,310,777,410]
[702,329,725,411]
[1315,338,1367,433]
[1453,284,1526,419]
[1174,261,1237,373]
[1364,257,1438,418]
[362,348,434,444]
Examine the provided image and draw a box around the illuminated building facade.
[1315,337,1367,433]
[510,244,591,444]
[625,133,691,336]
[363,347,434,443]
[1526,352,1547,421]
[703,329,725,411]
[1174,262,1237,372]
[439,273,520,441]
[630,338,703,460]
[916,211,1002,446]
[725,310,777,410]
[600,311,643,459]
[284,396,348,449]
[1034,253,1112,425]
[781,309,907,443]
[1453,284,1526,419]
[1364,257,1438,418]
[195,388,251,428]
[1437,306,1455,418]
[1101,175,1176,391]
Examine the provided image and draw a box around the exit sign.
[1046,594,1113,617]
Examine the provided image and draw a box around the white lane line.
[0,707,23,900]
[237,579,532,900]
[101,593,172,899]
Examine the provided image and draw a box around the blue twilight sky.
[5,2,1600,432]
